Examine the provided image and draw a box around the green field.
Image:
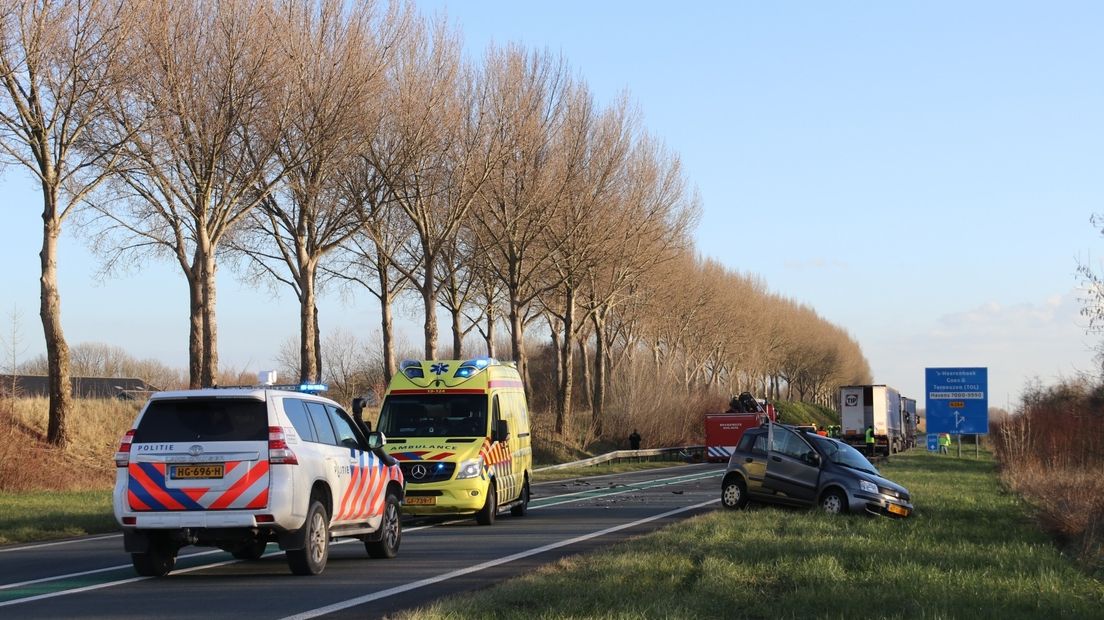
[401,450,1104,619]
[0,490,115,545]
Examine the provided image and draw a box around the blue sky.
[2,1,1102,410]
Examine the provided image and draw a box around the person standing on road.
[865,425,876,456]
[629,429,641,450]
[938,432,951,454]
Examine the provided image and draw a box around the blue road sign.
[927,433,939,451]
[925,367,988,435]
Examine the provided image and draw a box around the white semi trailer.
[839,384,904,455]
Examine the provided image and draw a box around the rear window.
[133,398,268,443]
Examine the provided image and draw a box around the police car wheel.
[510,481,529,517]
[821,490,847,515]
[131,537,177,577]
[287,500,329,575]
[475,482,497,525]
[366,493,401,559]
[231,539,268,561]
[722,478,748,510]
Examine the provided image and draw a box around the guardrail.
[533,445,705,472]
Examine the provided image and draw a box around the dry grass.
[1000,463,1104,573]
[990,378,1104,575]
[0,396,139,492]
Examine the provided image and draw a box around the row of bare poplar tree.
[0,0,869,446]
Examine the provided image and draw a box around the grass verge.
[0,490,115,545]
[399,450,1104,619]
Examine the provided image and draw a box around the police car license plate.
[404,497,435,506]
[170,464,225,480]
[887,503,909,516]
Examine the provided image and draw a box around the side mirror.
[806,451,821,467]
[367,431,386,451]
[493,420,510,443]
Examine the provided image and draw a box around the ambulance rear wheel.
[132,534,177,577]
[476,482,497,525]
[365,493,401,559]
[287,500,329,575]
[510,480,529,517]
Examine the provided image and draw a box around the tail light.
[269,426,298,465]
[115,429,136,467]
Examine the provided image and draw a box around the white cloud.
[862,289,1099,412]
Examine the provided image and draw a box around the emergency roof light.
[455,356,498,378]
[399,359,425,379]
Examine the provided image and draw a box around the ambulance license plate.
[404,496,435,506]
[887,503,909,516]
[170,464,225,480]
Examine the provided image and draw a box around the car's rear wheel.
[820,489,847,515]
[132,534,177,577]
[475,481,497,525]
[722,477,748,510]
[365,493,401,559]
[287,500,329,575]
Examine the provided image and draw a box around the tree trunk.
[548,317,562,435]
[508,291,526,377]
[380,288,396,380]
[187,266,204,389]
[200,251,219,387]
[557,288,577,436]
[591,311,606,437]
[579,333,593,411]
[313,305,322,383]
[40,210,72,447]
[299,265,318,382]
[484,304,496,358]
[421,275,437,360]
[451,306,462,359]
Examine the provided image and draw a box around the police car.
[113,380,404,576]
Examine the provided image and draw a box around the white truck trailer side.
[839,384,904,455]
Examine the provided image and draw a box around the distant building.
[0,375,158,400]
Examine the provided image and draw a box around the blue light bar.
[298,383,328,393]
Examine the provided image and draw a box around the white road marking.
[0,472,718,607]
[281,498,720,620]
[531,463,710,487]
[0,523,439,603]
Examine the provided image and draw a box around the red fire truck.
[705,394,776,463]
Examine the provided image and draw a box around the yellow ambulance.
[370,358,532,524]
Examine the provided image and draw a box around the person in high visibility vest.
[865,425,876,456]
[938,432,951,455]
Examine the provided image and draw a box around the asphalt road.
[0,463,723,619]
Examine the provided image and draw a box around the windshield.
[811,436,879,476]
[377,394,488,438]
[134,398,268,443]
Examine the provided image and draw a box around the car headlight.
[455,457,484,479]
[859,480,878,494]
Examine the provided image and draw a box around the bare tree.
[368,18,498,359]
[0,0,130,445]
[233,0,409,382]
[90,0,287,387]
[582,134,699,434]
[472,43,572,380]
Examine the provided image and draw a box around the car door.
[325,404,383,526]
[303,401,352,522]
[741,432,769,492]
[763,425,820,503]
